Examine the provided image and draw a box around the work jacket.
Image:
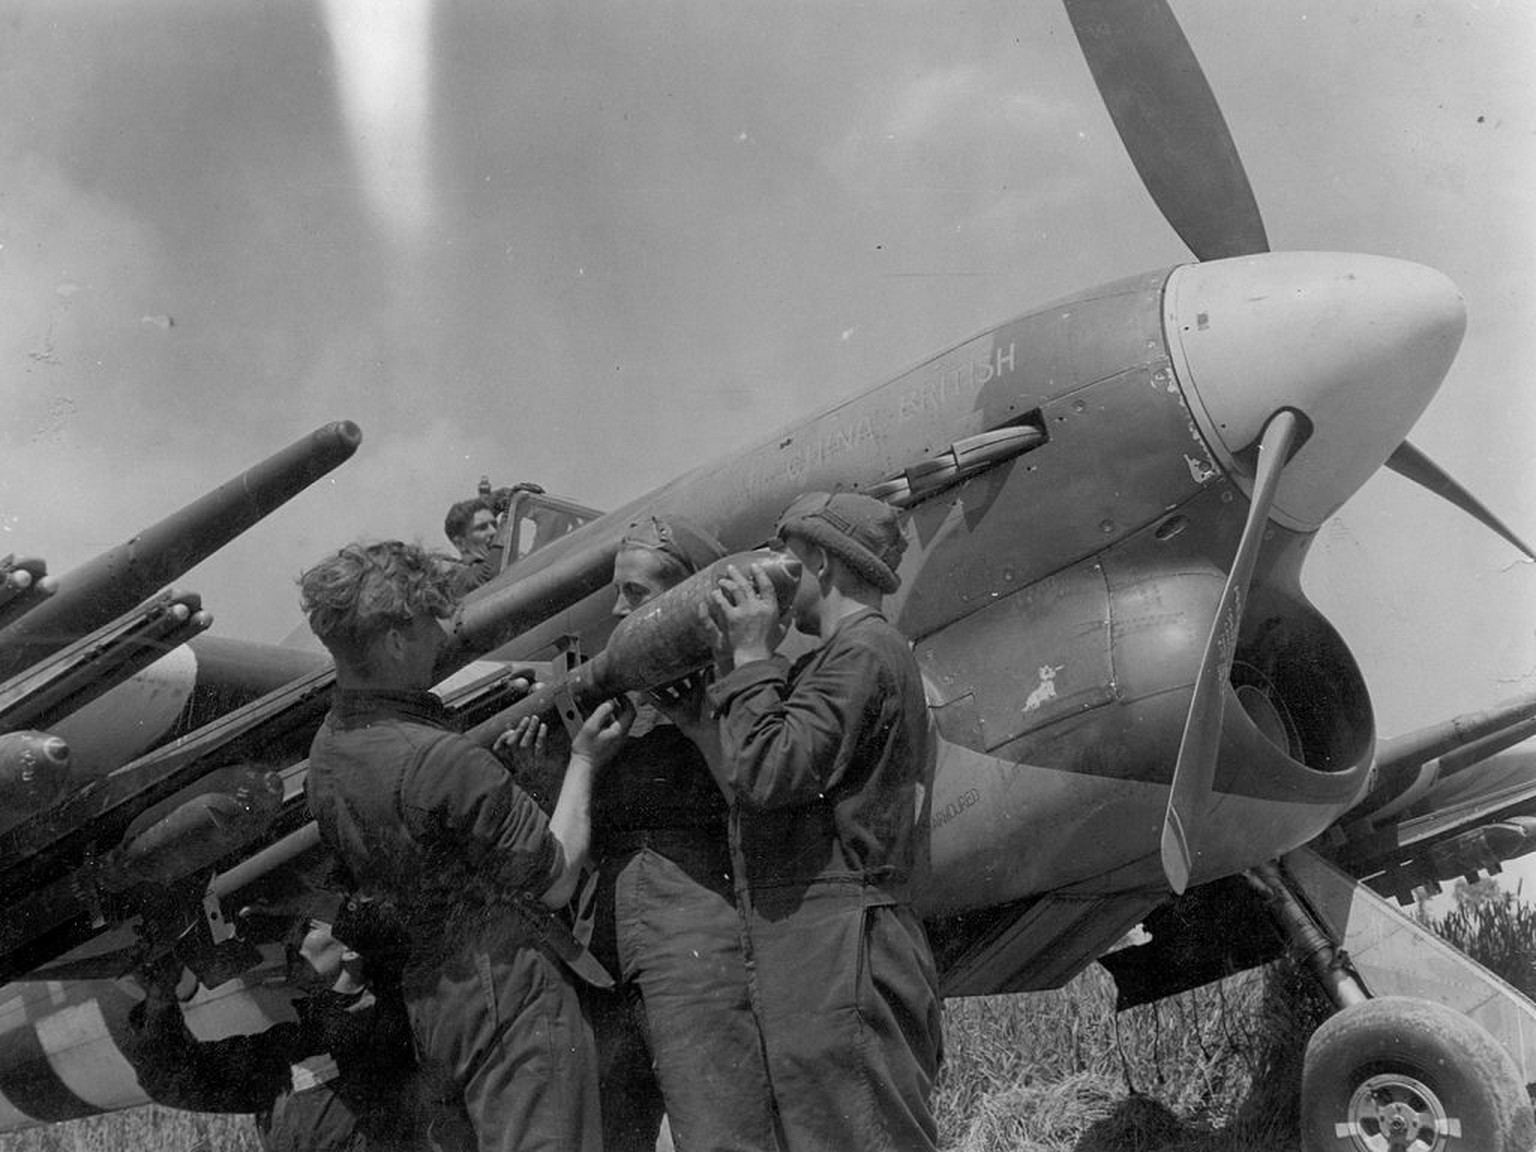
[707,607,931,902]
[305,689,560,968]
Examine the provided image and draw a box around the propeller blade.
[1063,0,1269,261]
[1386,440,1536,562]
[1161,410,1302,894]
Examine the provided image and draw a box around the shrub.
[1426,889,1536,1000]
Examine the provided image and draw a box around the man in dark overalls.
[583,516,777,1151]
[300,540,631,1152]
[707,492,943,1152]
[122,921,452,1152]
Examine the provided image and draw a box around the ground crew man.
[705,491,943,1152]
[572,516,778,1151]
[122,921,449,1152]
[300,540,632,1152]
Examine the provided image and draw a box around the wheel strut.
[1247,860,1370,1010]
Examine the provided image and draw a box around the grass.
[934,959,1331,1152]
[0,1108,259,1152]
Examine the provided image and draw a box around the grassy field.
[933,960,1332,1152]
[0,958,1332,1152]
[0,1107,261,1152]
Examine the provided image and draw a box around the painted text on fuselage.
[899,342,1017,422]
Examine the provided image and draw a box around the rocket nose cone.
[1165,252,1466,529]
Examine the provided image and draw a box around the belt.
[740,874,911,907]
[290,1054,340,1093]
[600,827,724,855]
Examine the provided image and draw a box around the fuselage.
[490,250,1464,909]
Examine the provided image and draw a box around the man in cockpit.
[442,498,502,597]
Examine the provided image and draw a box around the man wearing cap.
[587,515,777,1152]
[706,491,941,1152]
[300,540,633,1152]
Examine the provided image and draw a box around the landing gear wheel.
[1300,996,1536,1152]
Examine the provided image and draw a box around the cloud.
[321,0,437,247]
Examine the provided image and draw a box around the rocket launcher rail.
[1352,691,1536,823]
[0,421,361,681]
[0,664,337,911]
[0,588,212,735]
[0,648,536,983]
[463,549,801,744]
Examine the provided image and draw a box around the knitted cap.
[775,491,905,593]
[619,515,727,576]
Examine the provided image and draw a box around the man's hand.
[493,714,547,760]
[709,562,786,667]
[133,951,194,1013]
[571,697,635,767]
[649,670,704,715]
[650,672,711,739]
[489,676,542,767]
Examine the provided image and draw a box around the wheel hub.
[1338,1071,1459,1151]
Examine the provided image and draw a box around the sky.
[1,3,1533,779]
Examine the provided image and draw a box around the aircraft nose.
[1164,252,1466,530]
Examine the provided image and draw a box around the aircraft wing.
[1326,747,1536,904]
[1098,717,1536,1011]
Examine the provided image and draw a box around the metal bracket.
[550,681,585,742]
[202,886,236,945]
[553,634,583,676]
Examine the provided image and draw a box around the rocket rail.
[0,421,361,681]
[0,589,211,735]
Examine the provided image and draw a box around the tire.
[1300,996,1536,1152]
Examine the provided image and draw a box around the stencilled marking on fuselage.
[928,787,981,833]
[782,412,881,480]
[1023,664,1064,712]
[739,339,1020,492]
[899,342,1017,422]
